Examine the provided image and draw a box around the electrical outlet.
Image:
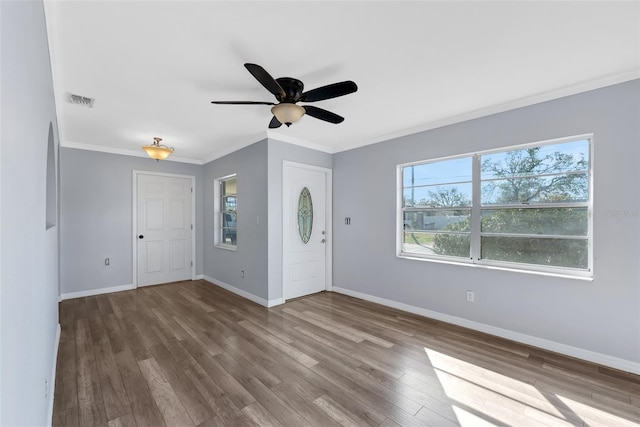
[105,258,110,266]
[241,270,245,278]
[466,290,475,303]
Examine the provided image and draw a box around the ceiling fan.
[211,63,358,128]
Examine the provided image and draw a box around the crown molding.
[334,69,640,154]
[266,131,333,154]
[61,140,203,165]
[58,71,639,164]
[200,132,269,164]
[201,131,332,165]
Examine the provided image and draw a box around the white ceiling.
[45,1,640,164]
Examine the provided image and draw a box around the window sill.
[397,252,593,281]
[216,244,237,252]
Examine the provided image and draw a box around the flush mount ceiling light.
[142,137,174,161]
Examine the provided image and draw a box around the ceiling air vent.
[67,93,95,108]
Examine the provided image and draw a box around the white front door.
[283,163,331,300]
[136,173,193,287]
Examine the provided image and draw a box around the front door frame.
[132,170,196,288]
[282,161,333,302]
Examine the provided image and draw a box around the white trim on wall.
[62,140,203,165]
[54,71,640,166]
[47,324,61,427]
[203,275,282,308]
[132,170,197,288]
[332,286,640,375]
[333,69,640,154]
[266,132,334,154]
[60,284,135,301]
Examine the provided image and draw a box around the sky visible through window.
[403,157,471,188]
[403,139,589,190]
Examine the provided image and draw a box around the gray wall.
[60,136,332,305]
[1,1,61,424]
[203,140,269,299]
[267,139,332,302]
[60,148,203,295]
[332,80,640,365]
[201,138,331,303]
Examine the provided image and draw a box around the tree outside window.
[401,137,591,274]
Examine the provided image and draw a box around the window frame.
[215,173,237,251]
[397,134,594,279]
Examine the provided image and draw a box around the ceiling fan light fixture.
[142,137,174,161]
[211,64,356,128]
[271,103,305,127]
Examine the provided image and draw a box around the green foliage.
[430,147,589,266]
[481,208,587,236]
[482,147,588,204]
[432,228,469,258]
[426,187,470,207]
[404,187,471,208]
[481,236,587,268]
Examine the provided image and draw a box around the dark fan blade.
[244,63,286,100]
[269,116,282,129]
[299,81,357,102]
[303,105,344,124]
[211,101,275,105]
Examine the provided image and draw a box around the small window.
[298,187,313,244]
[399,136,592,277]
[215,174,237,249]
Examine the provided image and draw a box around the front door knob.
[138,235,144,239]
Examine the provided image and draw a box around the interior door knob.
[138,235,144,239]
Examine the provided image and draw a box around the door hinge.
[191,224,193,230]
[191,261,193,267]
[191,187,193,193]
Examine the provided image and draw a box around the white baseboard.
[47,324,61,427]
[194,274,204,280]
[60,284,135,300]
[332,286,640,375]
[202,275,283,308]
[267,298,284,307]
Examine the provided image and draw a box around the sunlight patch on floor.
[451,405,497,427]
[556,394,639,427]
[423,347,597,426]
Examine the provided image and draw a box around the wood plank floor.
[53,280,640,426]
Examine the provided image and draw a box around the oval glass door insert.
[297,187,313,244]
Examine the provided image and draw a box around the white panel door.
[283,164,328,300]
[137,174,192,286]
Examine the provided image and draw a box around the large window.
[400,136,592,276]
[216,174,237,248]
